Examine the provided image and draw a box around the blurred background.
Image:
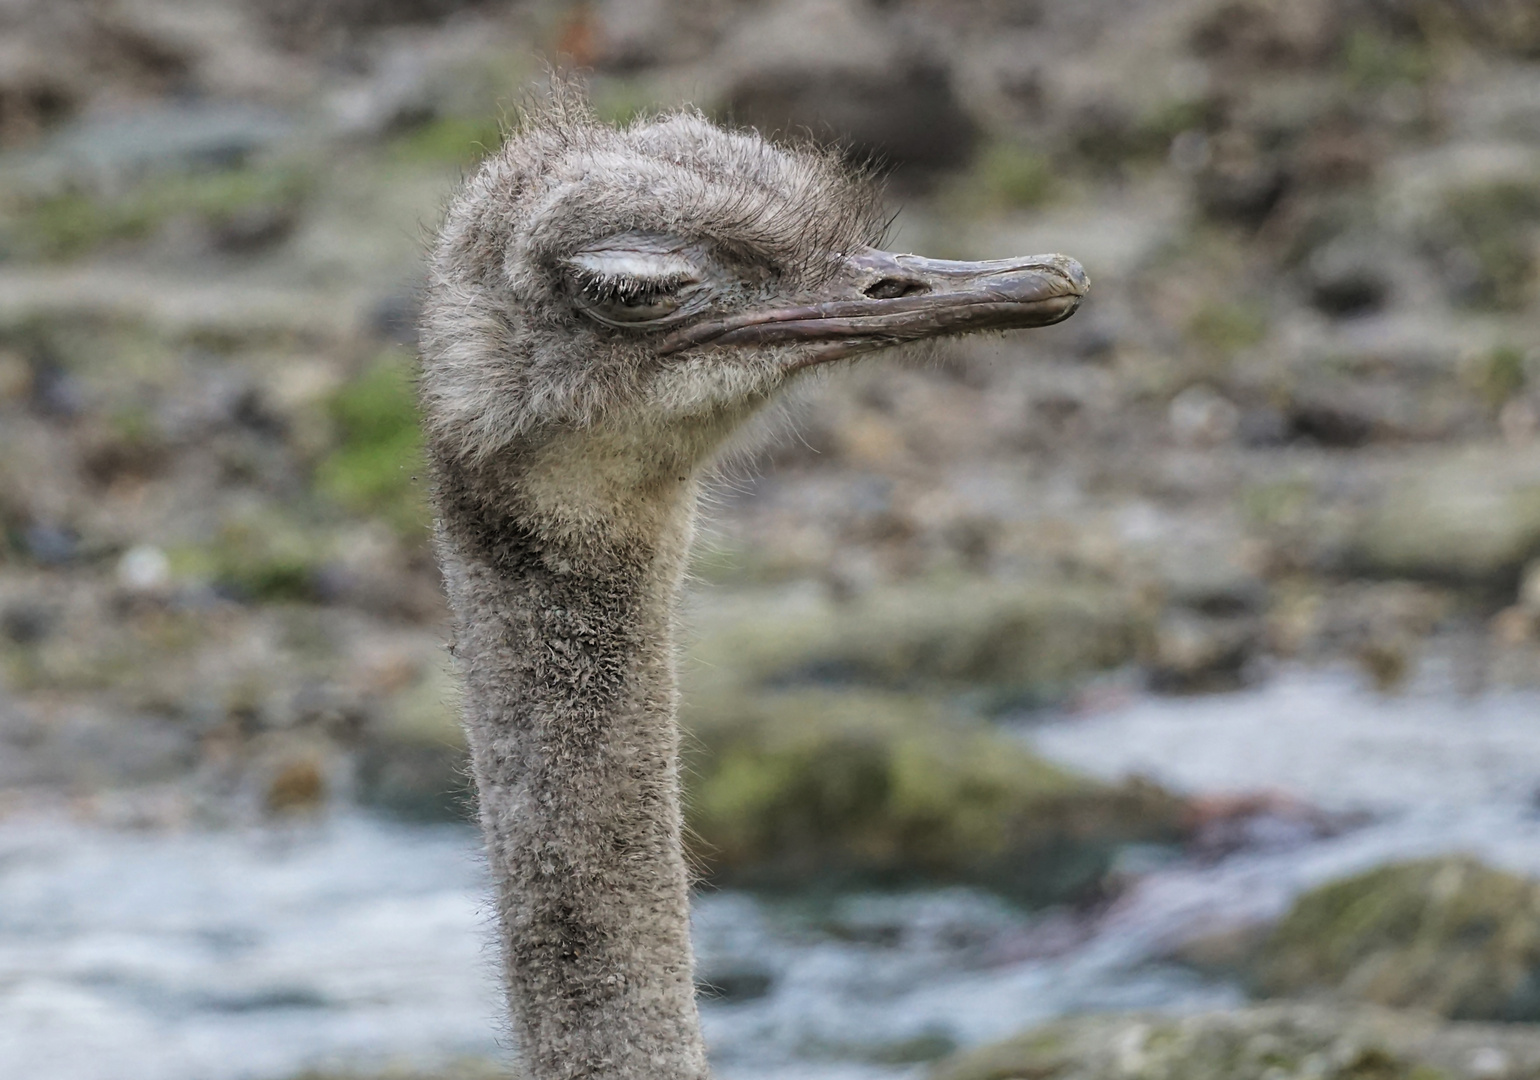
[3,0,1540,1078]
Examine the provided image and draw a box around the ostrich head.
[420,99,1087,541]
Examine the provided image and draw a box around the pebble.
[117,544,171,592]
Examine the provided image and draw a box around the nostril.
[863,277,929,300]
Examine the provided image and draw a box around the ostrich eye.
[563,244,704,330]
[576,278,686,324]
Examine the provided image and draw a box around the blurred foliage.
[1464,343,1529,407]
[3,602,208,697]
[315,351,429,538]
[869,1032,959,1065]
[2,163,313,261]
[1069,98,1214,176]
[1241,479,1315,531]
[387,115,504,167]
[1254,857,1540,1021]
[1411,0,1540,58]
[591,78,660,128]
[1187,300,1269,353]
[1339,29,1434,89]
[972,142,1056,209]
[173,515,325,603]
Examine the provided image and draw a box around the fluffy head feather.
[419,95,886,473]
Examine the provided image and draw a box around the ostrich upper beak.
[657,247,1089,364]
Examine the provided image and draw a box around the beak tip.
[1053,255,1091,297]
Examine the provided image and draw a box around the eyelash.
[577,273,684,304]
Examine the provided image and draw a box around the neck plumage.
[433,458,708,1080]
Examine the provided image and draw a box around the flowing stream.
[4,666,1540,1080]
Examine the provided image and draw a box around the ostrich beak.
[658,247,1088,363]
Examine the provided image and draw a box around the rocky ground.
[2,0,1540,1076]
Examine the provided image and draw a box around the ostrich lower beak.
[658,248,1089,363]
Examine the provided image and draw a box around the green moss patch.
[1339,29,1434,89]
[682,688,1183,904]
[314,352,429,538]
[1253,857,1540,1021]
[386,115,503,168]
[1466,344,1530,408]
[1187,300,1269,354]
[971,143,1057,210]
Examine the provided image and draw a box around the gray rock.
[712,0,977,169]
[1194,130,1290,227]
[0,0,194,144]
[1149,609,1260,692]
[262,0,490,41]
[592,0,745,69]
[1305,234,1394,316]
[1348,450,1540,586]
[30,103,296,189]
[686,576,1151,700]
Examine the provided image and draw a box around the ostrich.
[418,96,1087,1080]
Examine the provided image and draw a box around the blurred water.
[0,818,501,1080]
[1025,665,1540,972]
[3,667,1538,1080]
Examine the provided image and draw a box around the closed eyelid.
[564,249,702,283]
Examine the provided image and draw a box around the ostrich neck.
[434,458,708,1080]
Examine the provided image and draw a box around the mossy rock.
[681,688,1184,905]
[1253,857,1540,1021]
[932,1003,1540,1080]
[686,577,1151,706]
